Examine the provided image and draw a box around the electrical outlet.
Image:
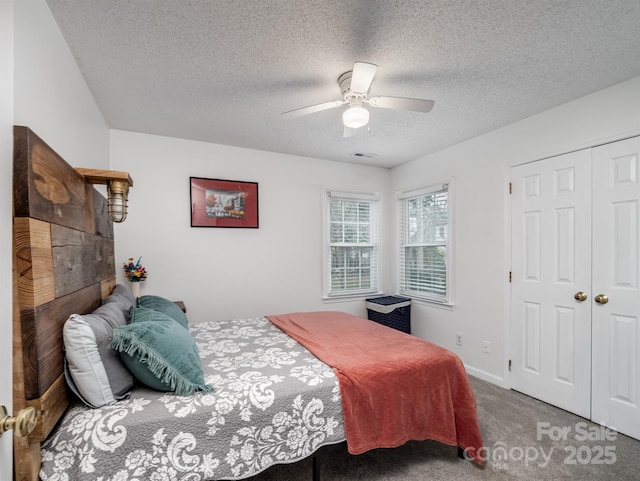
[456,333,463,346]
[483,341,491,354]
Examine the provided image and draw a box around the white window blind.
[399,184,450,302]
[325,191,378,297]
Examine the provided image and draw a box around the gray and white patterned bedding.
[40,317,346,480]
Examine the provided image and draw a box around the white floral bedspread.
[40,317,346,480]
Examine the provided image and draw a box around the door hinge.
[509,271,512,283]
[508,359,512,372]
[509,182,512,194]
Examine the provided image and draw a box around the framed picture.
[190,177,259,228]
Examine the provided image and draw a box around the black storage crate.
[366,296,411,334]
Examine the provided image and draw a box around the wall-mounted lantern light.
[76,168,134,223]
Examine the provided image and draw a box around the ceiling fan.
[282,61,435,137]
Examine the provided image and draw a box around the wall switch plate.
[483,341,490,354]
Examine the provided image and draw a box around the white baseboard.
[464,364,508,388]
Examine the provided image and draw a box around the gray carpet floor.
[246,376,640,480]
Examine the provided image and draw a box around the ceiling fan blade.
[343,125,360,138]
[282,100,345,119]
[367,96,434,113]
[350,62,378,93]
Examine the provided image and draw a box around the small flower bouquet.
[122,257,148,282]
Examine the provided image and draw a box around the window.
[399,183,451,303]
[324,191,379,298]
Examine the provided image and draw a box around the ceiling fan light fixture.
[342,105,369,129]
[282,61,433,137]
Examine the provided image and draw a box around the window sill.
[322,293,382,303]
[409,298,455,311]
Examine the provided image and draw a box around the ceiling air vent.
[351,152,377,159]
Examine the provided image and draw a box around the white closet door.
[510,149,592,417]
[592,136,640,440]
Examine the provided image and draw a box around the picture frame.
[190,177,259,228]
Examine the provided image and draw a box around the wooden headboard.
[12,126,118,481]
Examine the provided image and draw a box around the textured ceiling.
[46,0,640,168]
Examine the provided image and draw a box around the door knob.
[594,294,609,305]
[574,291,588,302]
[0,405,37,438]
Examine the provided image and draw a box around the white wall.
[391,76,640,386]
[1,0,110,477]
[110,130,391,322]
[0,1,16,478]
[13,0,109,168]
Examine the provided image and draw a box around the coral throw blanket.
[267,311,484,465]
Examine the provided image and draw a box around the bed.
[12,126,483,481]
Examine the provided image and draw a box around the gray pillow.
[63,284,136,408]
[103,284,136,318]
